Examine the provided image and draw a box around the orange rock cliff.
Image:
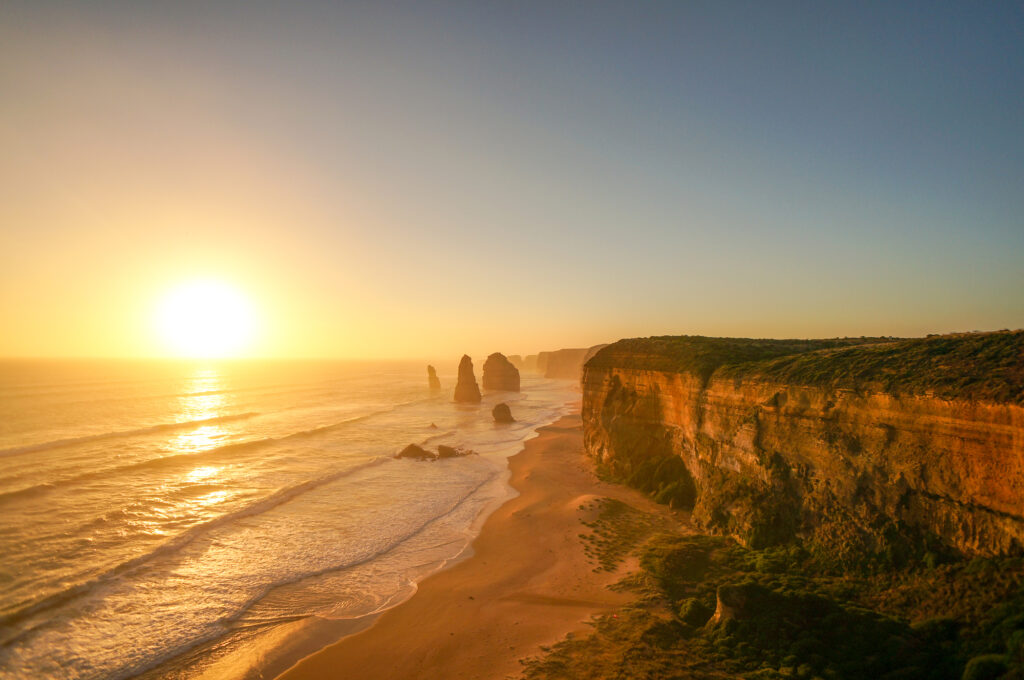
[536,344,609,379]
[581,332,1024,562]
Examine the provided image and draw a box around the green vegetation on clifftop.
[726,331,1024,405]
[587,335,892,384]
[525,517,1024,680]
[588,331,1024,404]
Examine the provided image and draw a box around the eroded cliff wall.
[541,344,610,380]
[582,333,1024,561]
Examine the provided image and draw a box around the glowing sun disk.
[155,280,257,358]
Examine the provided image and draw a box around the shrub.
[678,597,713,627]
[962,654,1009,680]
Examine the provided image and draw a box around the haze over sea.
[0,359,576,679]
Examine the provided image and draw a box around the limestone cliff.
[582,332,1024,561]
[539,344,609,380]
[482,352,521,391]
[536,352,551,376]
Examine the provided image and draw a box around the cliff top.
[587,336,892,382]
[587,330,1024,404]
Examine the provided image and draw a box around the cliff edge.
[582,331,1024,563]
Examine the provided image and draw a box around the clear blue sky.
[2,1,1022,357]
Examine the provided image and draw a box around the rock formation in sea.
[482,352,521,392]
[582,331,1024,559]
[492,402,514,423]
[507,355,524,369]
[437,444,475,458]
[397,443,434,460]
[522,355,539,373]
[453,355,482,403]
[427,365,441,391]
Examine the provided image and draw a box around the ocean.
[0,359,577,679]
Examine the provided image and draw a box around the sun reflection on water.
[172,368,239,510]
[194,490,229,507]
[172,424,228,454]
[173,367,229,454]
[186,465,221,482]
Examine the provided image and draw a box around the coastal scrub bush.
[639,535,713,601]
[961,654,1008,680]
[529,522,1024,680]
[577,497,669,573]
[678,597,712,627]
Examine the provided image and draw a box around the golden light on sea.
[154,279,258,358]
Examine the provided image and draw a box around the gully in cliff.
[453,354,482,403]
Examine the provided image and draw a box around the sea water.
[0,359,577,679]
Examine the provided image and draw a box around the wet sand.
[276,413,674,680]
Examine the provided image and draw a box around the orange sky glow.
[2,3,1021,359]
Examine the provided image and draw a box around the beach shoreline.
[270,411,675,680]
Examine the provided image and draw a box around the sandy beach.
[276,412,676,680]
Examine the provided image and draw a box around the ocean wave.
[0,397,437,504]
[100,469,501,680]
[418,429,459,445]
[0,456,393,640]
[0,412,261,459]
[48,381,348,410]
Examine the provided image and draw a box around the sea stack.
[492,402,514,423]
[482,352,521,392]
[453,355,482,403]
[427,365,441,391]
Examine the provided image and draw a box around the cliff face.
[582,333,1024,559]
[540,344,609,380]
[536,352,551,376]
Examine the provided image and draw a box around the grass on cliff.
[586,336,895,384]
[728,330,1024,405]
[523,530,1024,680]
[588,330,1024,404]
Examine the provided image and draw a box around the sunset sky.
[2,1,1022,359]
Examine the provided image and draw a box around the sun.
[155,279,258,358]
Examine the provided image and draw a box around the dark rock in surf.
[492,403,514,423]
[427,365,441,391]
[397,443,435,460]
[453,355,482,403]
[438,444,475,458]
